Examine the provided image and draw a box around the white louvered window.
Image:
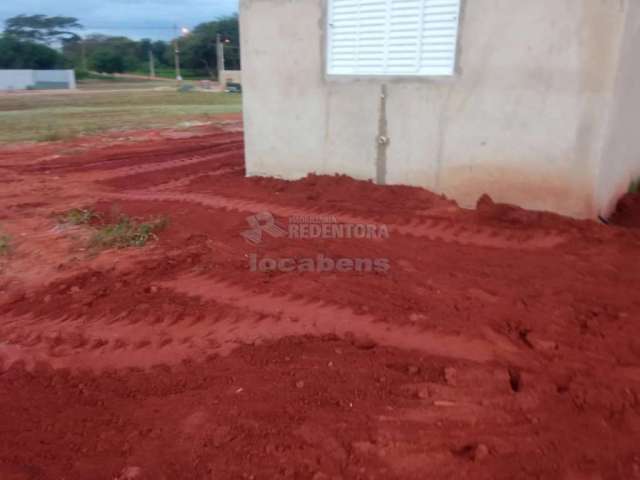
[327,0,461,76]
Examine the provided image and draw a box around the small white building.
[240,0,640,218]
[0,70,76,91]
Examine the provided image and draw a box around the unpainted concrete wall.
[0,70,76,91]
[597,1,640,215]
[33,70,77,89]
[241,0,635,218]
[0,70,35,90]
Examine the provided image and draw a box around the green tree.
[0,35,65,68]
[54,14,240,76]
[78,35,142,72]
[137,38,152,62]
[151,41,171,66]
[90,48,126,73]
[4,14,81,45]
[177,14,240,77]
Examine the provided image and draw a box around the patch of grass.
[0,90,241,112]
[0,234,11,256]
[131,68,209,80]
[77,78,174,91]
[61,207,100,225]
[90,215,168,249]
[0,89,242,143]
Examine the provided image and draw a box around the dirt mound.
[186,172,458,225]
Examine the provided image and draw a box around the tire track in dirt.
[148,167,243,192]
[0,273,524,372]
[104,191,568,250]
[77,145,244,183]
[158,274,522,364]
[14,132,244,173]
[0,311,226,371]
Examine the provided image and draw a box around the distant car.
[225,82,242,93]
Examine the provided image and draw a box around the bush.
[74,69,90,80]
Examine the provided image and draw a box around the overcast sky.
[0,0,239,41]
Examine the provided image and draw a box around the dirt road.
[1,119,639,479]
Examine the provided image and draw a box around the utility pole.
[148,49,156,78]
[216,33,225,82]
[174,25,182,81]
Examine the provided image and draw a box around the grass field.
[0,80,242,143]
[76,77,176,91]
[130,68,210,80]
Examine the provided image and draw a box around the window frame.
[325,0,463,79]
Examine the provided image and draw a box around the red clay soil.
[1,117,640,479]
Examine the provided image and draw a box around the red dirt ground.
[1,118,640,479]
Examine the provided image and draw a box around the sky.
[0,0,239,41]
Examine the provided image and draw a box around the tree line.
[0,14,240,78]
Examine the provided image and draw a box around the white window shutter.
[418,0,461,75]
[327,0,461,76]
[328,0,388,75]
[387,0,422,74]
[355,0,388,74]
